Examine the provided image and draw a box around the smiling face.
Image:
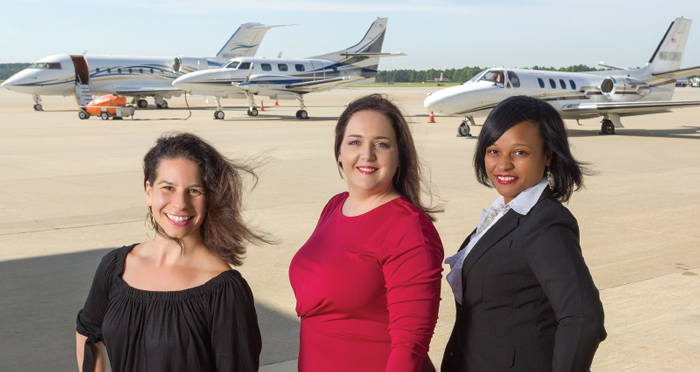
[145,158,207,242]
[338,110,400,198]
[484,121,552,204]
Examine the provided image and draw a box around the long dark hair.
[474,95,587,202]
[334,94,442,221]
[143,132,271,266]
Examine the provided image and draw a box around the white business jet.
[172,17,405,120]
[2,22,284,111]
[424,17,700,136]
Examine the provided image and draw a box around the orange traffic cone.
[260,100,265,111]
[428,111,435,123]
[275,99,279,106]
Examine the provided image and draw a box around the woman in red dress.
[289,94,444,372]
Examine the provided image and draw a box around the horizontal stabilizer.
[563,100,700,113]
[339,52,407,57]
[651,65,700,80]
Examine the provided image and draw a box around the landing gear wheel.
[100,112,110,120]
[33,104,43,111]
[601,120,615,135]
[248,108,258,116]
[214,110,225,120]
[296,110,309,119]
[137,99,148,108]
[78,111,89,120]
[157,100,168,109]
[458,121,471,136]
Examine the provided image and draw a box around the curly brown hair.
[143,132,271,266]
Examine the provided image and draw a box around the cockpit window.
[29,62,62,70]
[224,61,240,69]
[507,71,520,88]
[478,71,505,85]
[238,62,253,70]
[464,70,487,85]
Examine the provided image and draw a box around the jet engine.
[599,76,651,101]
[172,57,212,73]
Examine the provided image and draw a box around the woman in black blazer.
[442,96,606,372]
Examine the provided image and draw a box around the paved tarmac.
[0,86,699,371]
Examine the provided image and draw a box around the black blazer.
[442,188,606,372]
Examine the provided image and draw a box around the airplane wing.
[562,100,700,115]
[114,87,182,96]
[285,76,366,92]
[651,65,700,80]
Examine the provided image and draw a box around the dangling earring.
[145,207,155,231]
[547,167,554,188]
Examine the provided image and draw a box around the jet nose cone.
[424,86,464,115]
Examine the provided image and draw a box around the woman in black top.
[76,133,270,372]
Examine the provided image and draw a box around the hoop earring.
[546,167,554,189]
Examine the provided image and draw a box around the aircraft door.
[310,61,324,80]
[70,55,90,84]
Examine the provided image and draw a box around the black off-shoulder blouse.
[76,245,261,372]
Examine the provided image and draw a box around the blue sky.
[2,0,699,71]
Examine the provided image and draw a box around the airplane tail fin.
[310,17,389,62]
[214,22,290,62]
[641,17,692,74]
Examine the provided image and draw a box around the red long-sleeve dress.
[289,193,444,372]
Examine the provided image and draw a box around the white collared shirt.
[445,177,549,304]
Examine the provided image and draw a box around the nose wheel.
[247,108,259,116]
[33,104,43,111]
[296,110,309,119]
[214,110,225,120]
[457,116,475,137]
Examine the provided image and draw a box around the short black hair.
[473,95,586,202]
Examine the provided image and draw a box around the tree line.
[0,63,31,80]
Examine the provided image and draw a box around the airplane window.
[30,62,62,69]
[238,62,252,70]
[538,78,545,88]
[96,68,100,73]
[507,71,520,88]
[569,80,576,90]
[465,70,487,85]
[118,68,122,74]
[559,79,566,89]
[150,68,154,74]
[107,68,111,73]
[278,64,288,71]
[261,63,272,71]
[225,61,239,69]
[139,68,143,74]
[295,64,305,72]
[477,71,504,85]
[129,68,133,74]
[549,79,556,89]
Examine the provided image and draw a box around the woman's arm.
[524,207,606,372]
[382,215,444,372]
[76,332,108,372]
